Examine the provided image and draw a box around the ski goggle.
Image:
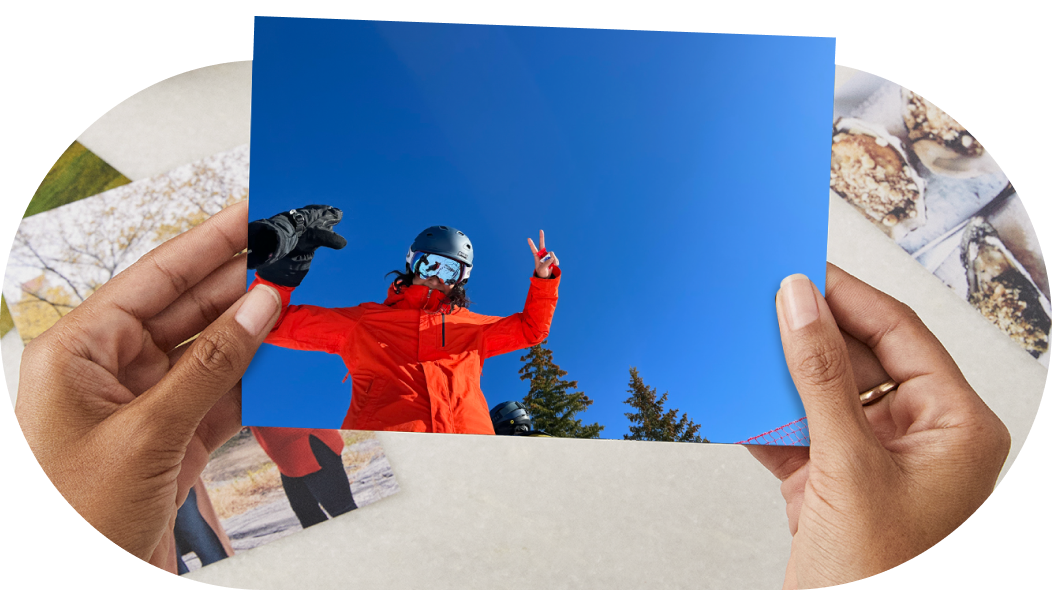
[410,252,464,286]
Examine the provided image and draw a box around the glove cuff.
[247,214,300,270]
[255,251,315,287]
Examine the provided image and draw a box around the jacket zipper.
[425,288,446,348]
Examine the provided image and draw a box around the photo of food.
[832,67,1049,364]
[902,89,993,176]
[960,216,1049,357]
[830,117,926,239]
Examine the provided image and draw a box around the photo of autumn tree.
[4,146,249,343]
[2,140,133,343]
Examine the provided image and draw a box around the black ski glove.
[249,205,347,287]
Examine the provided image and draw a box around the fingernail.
[780,274,819,331]
[236,285,281,336]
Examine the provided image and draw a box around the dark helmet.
[490,401,533,436]
[405,225,474,284]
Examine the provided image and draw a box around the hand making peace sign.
[527,230,560,279]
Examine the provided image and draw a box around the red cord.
[535,247,559,267]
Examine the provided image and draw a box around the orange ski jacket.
[249,427,345,478]
[251,267,560,434]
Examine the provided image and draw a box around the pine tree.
[518,341,604,438]
[623,367,709,443]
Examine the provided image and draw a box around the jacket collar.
[384,282,450,312]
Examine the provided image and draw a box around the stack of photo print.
[831,67,1048,365]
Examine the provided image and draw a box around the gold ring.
[860,379,897,405]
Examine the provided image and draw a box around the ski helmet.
[490,401,533,436]
[405,225,473,284]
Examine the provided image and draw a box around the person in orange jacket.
[246,205,561,434]
[249,427,356,528]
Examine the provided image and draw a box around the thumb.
[132,284,282,443]
[777,274,875,455]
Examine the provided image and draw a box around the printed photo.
[2,140,133,342]
[831,67,1049,365]
[182,427,397,573]
[244,18,837,444]
[5,145,248,341]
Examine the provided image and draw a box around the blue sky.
[243,17,835,444]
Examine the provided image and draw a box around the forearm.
[482,268,561,357]
[520,269,560,342]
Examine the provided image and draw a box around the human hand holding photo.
[750,264,1011,589]
[15,202,280,572]
[9,207,1011,584]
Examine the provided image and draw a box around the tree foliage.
[10,276,77,343]
[623,367,708,443]
[518,341,604,439]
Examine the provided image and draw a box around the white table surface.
[6,60,1043,590]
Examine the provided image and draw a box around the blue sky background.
[244,17,835,444]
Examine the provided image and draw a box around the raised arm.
[481,230,561,358]
[480,267,561,358]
